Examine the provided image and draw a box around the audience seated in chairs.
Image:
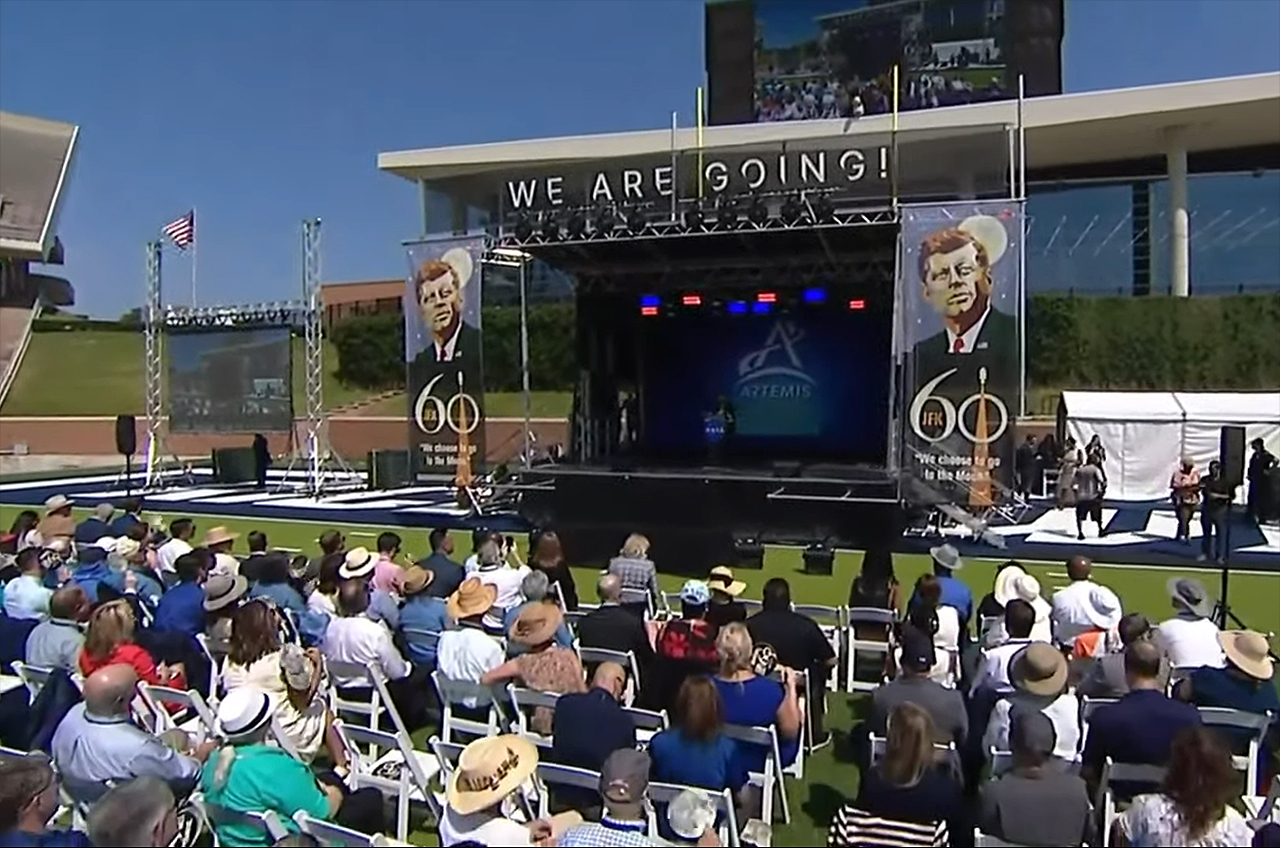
[4,549,53,622]
[238,530,271,584]
[52,665,213,804]
[606,533,661,618]
[436,578,505,721]
[551,661,635,775]
[972,599,1041,694]
[648,677,747,809]
[1156,578,1227,671]
[528,530,578,612]
[371,532,404,596]
[870,627,968,748]
[990,564,1053,645]
[78,599,186,691]
[203,572,250,645]
[705,567,748,629]
[481,600,585,735]
[575,574,655,673]
[832,702,962,847]
[0,752,91,847]
[397,566,449,667]
[653,581,720,711]
[337,548,400,631]
[247,553,307,618]
[24,586,90,672]
[84,776,178,848]
[848,546,900,614]
[151,550,211,640]
[1077,613,1170,698]
[418,528,465,601]
[471,539,529,635]
[1050,555,1116,648]
[909,544,973,631]
[222,599,343,767]
[1116,725,1254,846]
[439,734,580,847]
[500,571,574,656]
[201,687,384,846]
[983,643,1081,763]
[304,552,343,617]
[979,709,1092,847]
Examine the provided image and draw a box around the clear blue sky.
[2,0,1278,318]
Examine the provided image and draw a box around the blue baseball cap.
[679,580,710,606]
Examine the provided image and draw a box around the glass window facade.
[1026,170,1280,295]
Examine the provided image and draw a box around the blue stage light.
[639,294,660,308]
[727,300,748,315]
[803,287,826,304]
[752,301,772,315]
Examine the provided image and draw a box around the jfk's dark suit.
[409,321,482,370]
[576,602,655,669]
[911,307,1018,387]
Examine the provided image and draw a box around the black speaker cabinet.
[368,449,412,490]
[1220,425,1246,488]
[212,447,258,484]
[115,415,137,456]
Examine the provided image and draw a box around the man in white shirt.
[1050,556,1110,646]
[973,599,1039,694]
[437,577,504,713]
[984,643,1080,763]
[3,548,53,620]
[202,526,240,577]
[1155,577,1226,670]
[472,540,529,632]
[155,518,196,578]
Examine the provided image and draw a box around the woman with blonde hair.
[710,622,801,816]
[78,599,185,689]
[606,531,660,615]
[836,702,962,843]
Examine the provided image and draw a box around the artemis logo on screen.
[504,147,890,210]
[736,320,814,399]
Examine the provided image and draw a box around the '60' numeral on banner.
[909,368,1009,445]
[413,372,481,436]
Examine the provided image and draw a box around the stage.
[0,468,1275,573]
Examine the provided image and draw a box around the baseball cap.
[599,748,650,805]
[899,626,936,671]
[679,580,710,606]
[1010,707,1056,757]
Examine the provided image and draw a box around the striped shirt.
[827,806,949,847]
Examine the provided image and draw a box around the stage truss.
[142,218,352,496]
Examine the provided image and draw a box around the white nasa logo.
[736,320,816,400]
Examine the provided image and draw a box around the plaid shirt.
[557,816,658,847]
[607,556,660,606]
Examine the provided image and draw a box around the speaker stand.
[112,454,135,495]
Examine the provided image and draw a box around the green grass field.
[2,503,1276,846]
[0,329,571,419]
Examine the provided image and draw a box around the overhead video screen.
[168,328,293,433]
[705,0,1064,125]
[640,304,892,464]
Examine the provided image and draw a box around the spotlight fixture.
[747,195,768,226]
[540,213,560,242]
[684,204,705,231]
[780,194,804,225]
[513,213,533,242]
[594,205,616,235]
[566,210,587,240]
[716,196,739,228]
[625,206,647,234]
[813,194,835,224]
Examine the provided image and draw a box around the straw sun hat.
[1219,630,1275,681]
[446,735,538,815]
[447,577,498,621]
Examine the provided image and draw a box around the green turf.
[3,503,1276,846]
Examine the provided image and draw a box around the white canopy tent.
[1060,391,1280,501]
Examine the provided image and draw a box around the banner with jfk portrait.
[404,237,486,482]
[898,201,1023,507]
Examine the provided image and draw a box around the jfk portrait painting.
[408,247,482,373]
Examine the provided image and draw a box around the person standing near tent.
[1170,458,1201,546]
[1199,461,1235,564]
[1247,438,1276,523]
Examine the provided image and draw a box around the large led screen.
[168,328,293,433]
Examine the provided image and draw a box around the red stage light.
[848,298,866,310]
[681,294,702,306]
[640,306,659,316]
[756,292,777,303]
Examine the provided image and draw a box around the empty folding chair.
[1245,774,1280,826]
[295,811,382,847]
[9,661,56,701]
[845,608,896,692]
[430,671,503,743]
[331,721,442,840]
[326,660,412,745]
[136,682,218,742]
[193,792,290,843]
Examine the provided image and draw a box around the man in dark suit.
[417,527,464,600]
[575,574,655,671]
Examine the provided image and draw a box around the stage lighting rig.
[540,212,561,242]
[566,210,587,240]
[513,213,534,242]
[746,196,768,227]
[780,194,804,225]
[684,203,706,232]
[163,301,305,330]
[813,194,835,224]
[625,205,647,235]
[594,205,616,235]
[716,196,739,229]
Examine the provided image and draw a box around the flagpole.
[190,207,198,306]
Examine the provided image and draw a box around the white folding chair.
[648,782,743,847]
[988,747,1015,776]
[870,734,962,777]
[661,591,683,617]
[1096,758,1167,848]
[1077,695,1118,751]
[533,762,599,820]
[295,811,383,846]
[268,712,304,760]
[9,661,56,701]
[723,723,790,825]
[430,671,503,743]
[195,793,290,843]
[399,627,441,666]
[739,599,763,616]
[332,721,442,840]
[577,645,641,706]
[765,668,808,779]
[194,633,226,700]
[1197,706,1273,793]
[793,603,845,693]
[622,705,669,745]
[845,607,896,692]
[976,832,1035,847]
[507,686,561,748]
[326,660,412,745]
[1245,774,1280,825]
[136,683,218,742]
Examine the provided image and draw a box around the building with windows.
[377,72,1280,298]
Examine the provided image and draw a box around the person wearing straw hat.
[35,495,76,549]
[440,734,580,847]
[337,546,401,629]
[705,565,748,629]
[201,687,384,846]
[983,643,1081,763]
[397,565,449,666]
[482,599,586,734]
[1154,577,1226,670]
[991,567,1052,644]
[1068,584,1124,661]
[436,578,504,715]
[202,526,240,578]
[203,570,251,644]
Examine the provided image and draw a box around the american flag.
[162,210,195,250]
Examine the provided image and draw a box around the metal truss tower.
[142,240,181,489]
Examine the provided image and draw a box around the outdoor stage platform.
[0,468,1276,573]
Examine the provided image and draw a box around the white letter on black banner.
[839,150,866,182]
[622,169,643,200]
[705,161,729,194]
[654,165,673,196]
[740,158,766,189]
[591,173,615,203]
[507,180,537,208]
[546,176,563,206]
[799,152,826,185]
